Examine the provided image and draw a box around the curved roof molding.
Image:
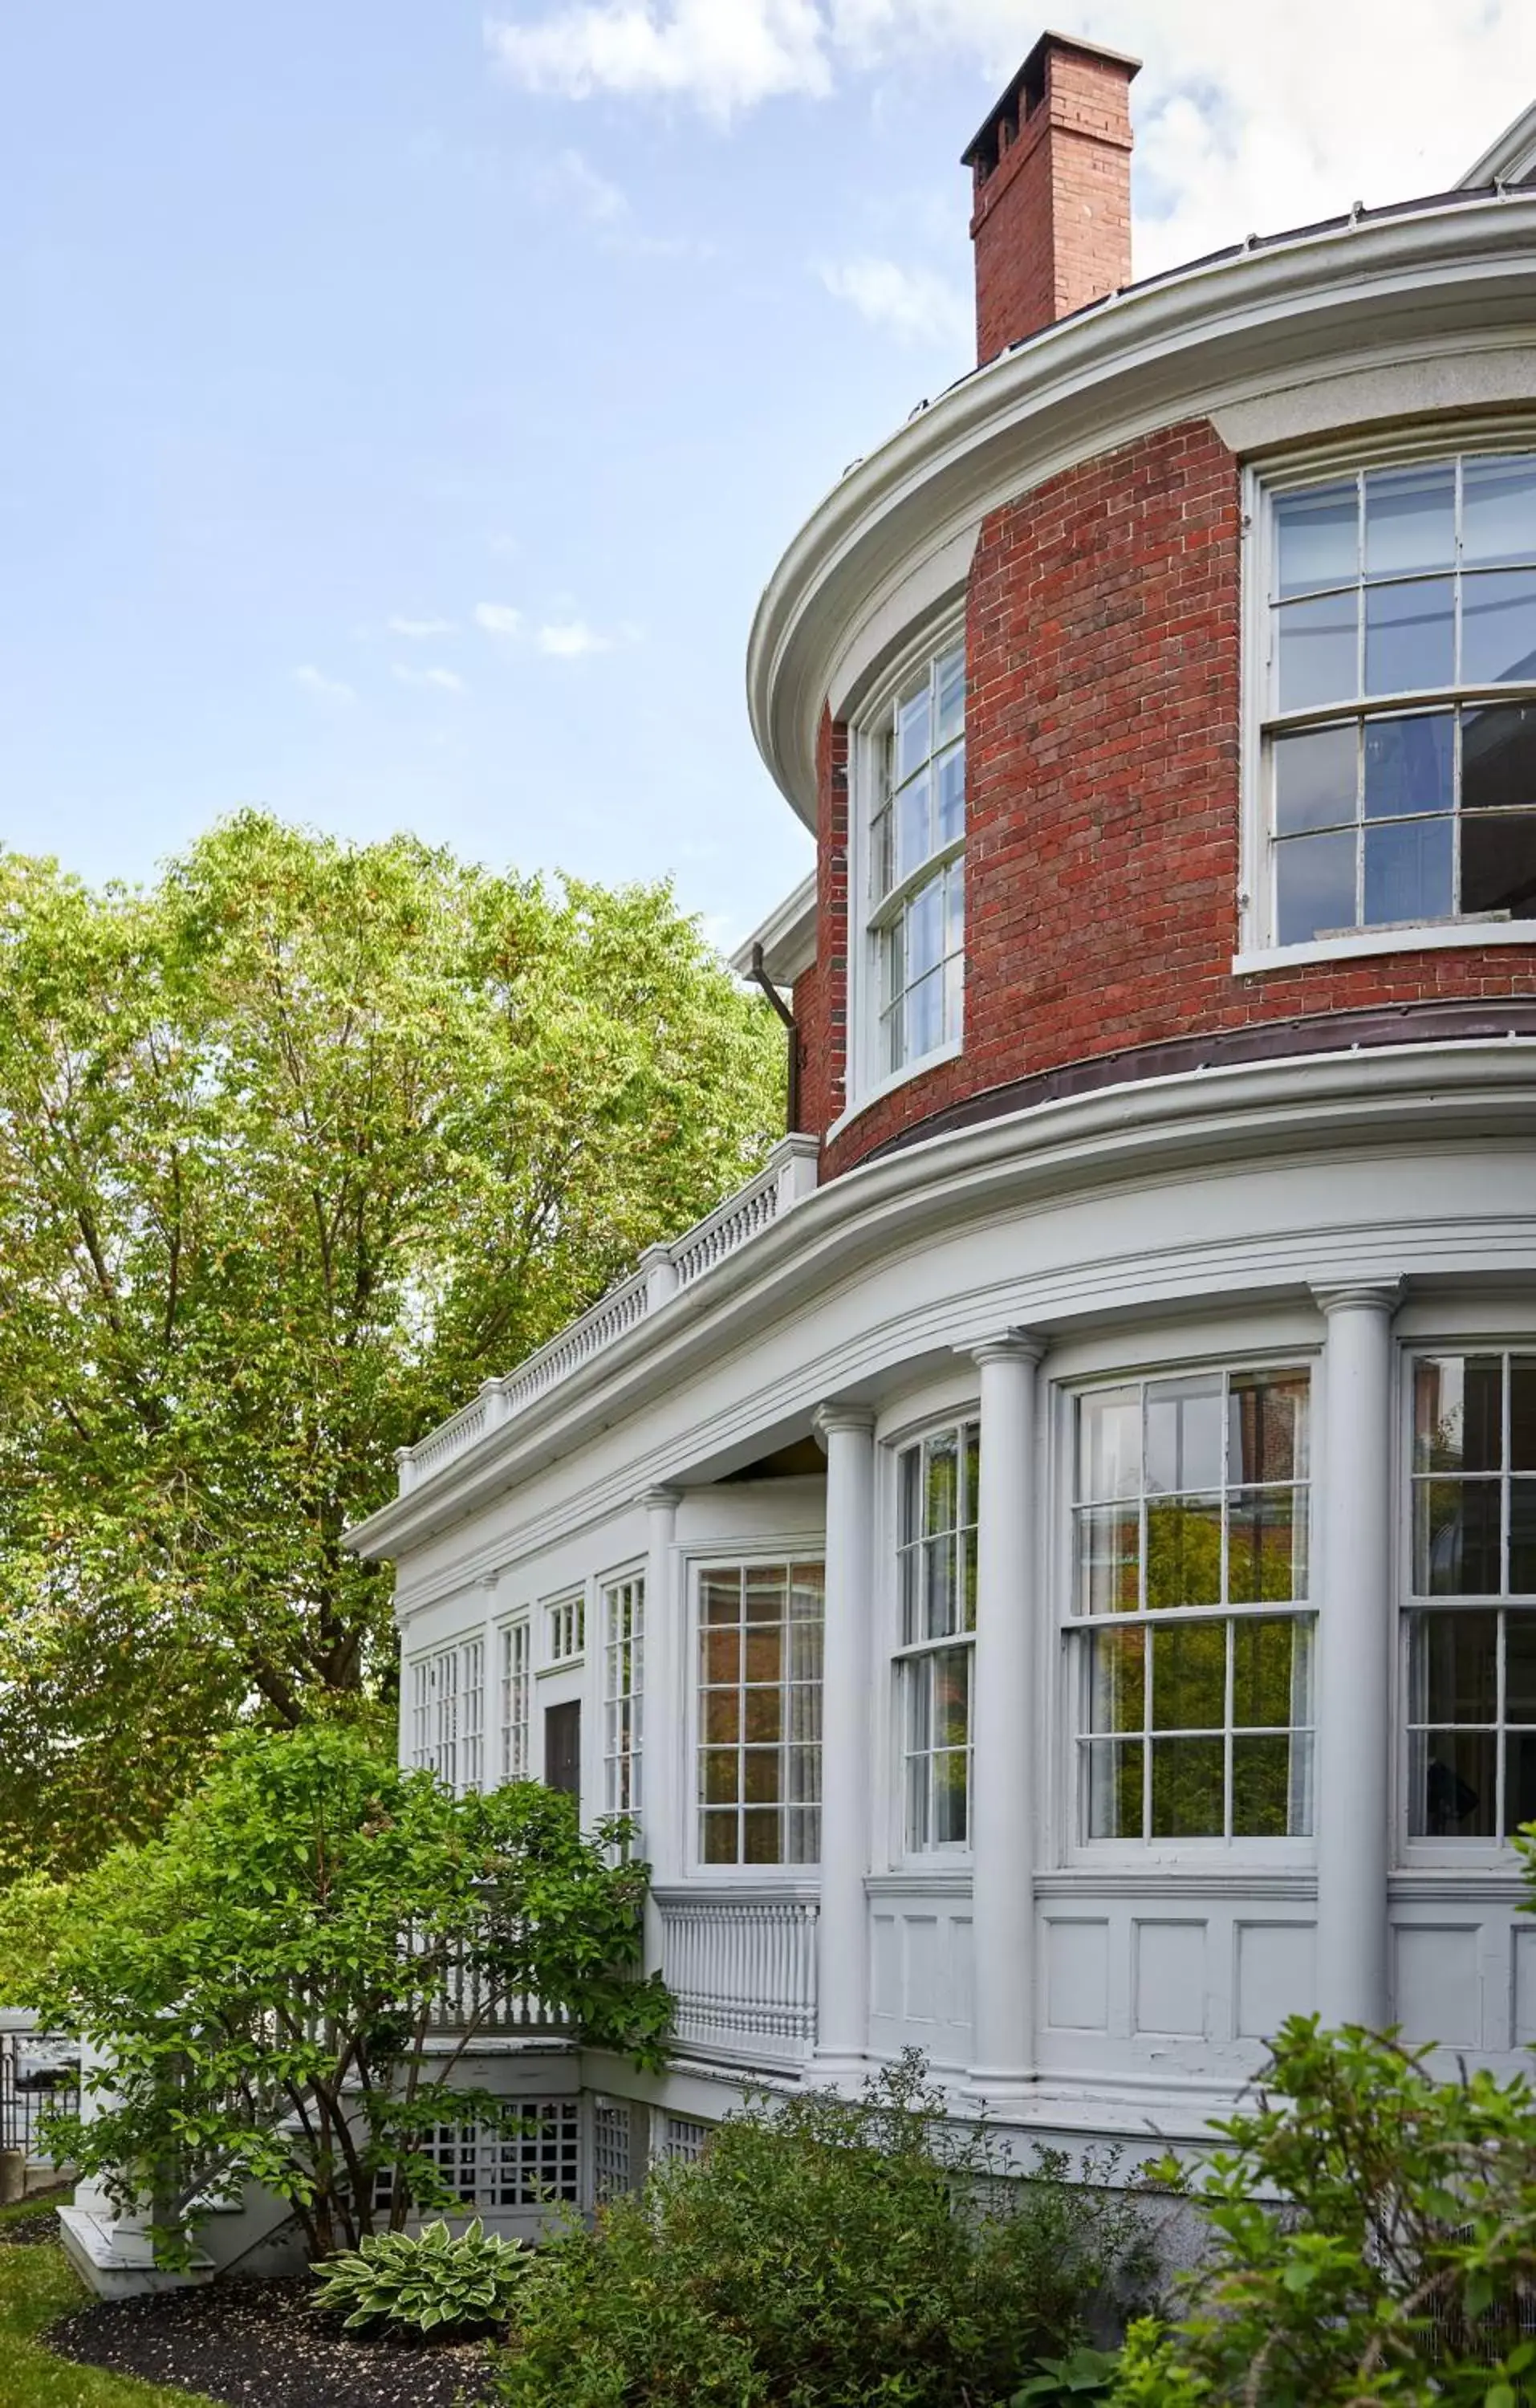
[730,872,817,986]
[746,191,1536,827]
[1461,100,1536,190]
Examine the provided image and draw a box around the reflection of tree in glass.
[1145,1502,1222,1609]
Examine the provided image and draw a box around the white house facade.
[343,36,1536,2227]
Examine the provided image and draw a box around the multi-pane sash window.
[697,1561,823,1865]
[1408,1353,1536,1840]
[603,1574,644,1817]
[409,1637,486,1795]
[500,1618,531,1784]
[547,1593,584,1666]
[897,1423,979,1851]
[1265,454,1536,946]
[1073,1370,1313,1842]
[870,641,965,1076]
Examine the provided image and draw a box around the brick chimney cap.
[960,28,1141,171]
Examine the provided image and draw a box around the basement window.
[1247,449,1536,963]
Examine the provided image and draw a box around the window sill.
[826,1037,962,1146]
[1233,920,1536,975]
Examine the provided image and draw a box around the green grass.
[0,2238,222,2407]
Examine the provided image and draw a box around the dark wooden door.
[545,1700,581,1801]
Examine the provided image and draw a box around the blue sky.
[3,2,1534,953]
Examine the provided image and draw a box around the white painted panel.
[1514,1928,1536,2048]
[904,1917,942,2024]
[1133,1922,1206,2038]
[950,1917,974,2030]
[1046,1920,1110,2032]
[1235,1923,1316,2040]
[872,1916,900,2018]
[1394,1925,1481,2047]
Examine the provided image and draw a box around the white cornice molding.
[351,1038,1536,1574]
[746,194,1536,828]
[729,872,817,986]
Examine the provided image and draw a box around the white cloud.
[543,145,630,225]
[393,664,467,694]
[486,0,831,120]
[294,665,357,704]
[388,614,456,639]
[537,618,613,657]
[816,254,969,348]
[486,1,1536,280]
[474,602,526,639]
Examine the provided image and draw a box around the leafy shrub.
[1111,2016,1536,2406]
[1011,2347,1122,2403]
[496,2052,1154,2406]
[311,2217,532,2335]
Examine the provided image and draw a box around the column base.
[961,2072,1040,2119]
[809,2049,872,2093]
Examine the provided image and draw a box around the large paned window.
[697,1562,824,1865]
[499,1617,531,1783]
[1072,1370,1313,1842]
[1407,1352,1536,1840]
[409,1636,486,1795]
[603,1573,644,1817]
[896,1423,979,1851]
[868,640,965,1078]
[1262,453,1536,946]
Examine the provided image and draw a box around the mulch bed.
[49,2275,502,2408]
[0,2184,71,2247]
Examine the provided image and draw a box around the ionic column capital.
[1311,1279,1403,1320]
[969,1328,1048,1368]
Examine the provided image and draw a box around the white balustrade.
[395,1137,820,1495]
[655,1893,819,2064]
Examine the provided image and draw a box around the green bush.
[495,2053,1154,2406]
[1111,2016,1536,2406]
[311,2217,532,2335]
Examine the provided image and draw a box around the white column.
[640,1487,681,1979]
[968,1332,1046,2100]
[1312,1283,1399,2029]
[813,1404,877,2076]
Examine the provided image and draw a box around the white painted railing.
[655,1891,819,2065]
[396,1134,819,1496]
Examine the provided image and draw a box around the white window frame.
[836,617,967,1134]
[1400,1344,1536,1863]
[892,1419,980,1862]
[407,1631,486,1796]
[544,1590,585,1669]
[498,1615,532,1784]
[1063,1360,1318,1863]
[689,1549,826,1875]
[1237,429,1536,973]
[602,1569,645,1820]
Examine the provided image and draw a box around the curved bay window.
[1072,1369,1313,1843]
[1408,1353,1536,1841]
[868,640,965,1077]
[1263,453,1536,946]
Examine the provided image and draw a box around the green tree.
[0,815,782,1877]
[0,1726,671,2264]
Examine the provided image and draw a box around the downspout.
[749,943,800,1134]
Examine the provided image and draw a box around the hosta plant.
[311,2217,532,2335]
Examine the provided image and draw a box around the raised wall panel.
[1235,1922,1316,2040]
[1132,1921,1206,2038]
[949,1916,974,2029]
[872,1915,900,2018]
[1045,1919,1110,2032]
[1393,1925,1481,2047]
[904,1918,942,2024]
[1514,1928,1536,2048]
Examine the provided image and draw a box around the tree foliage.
[0,1725,671,2263]
[1113,2018,1536,2407]
[0,815,782,1876]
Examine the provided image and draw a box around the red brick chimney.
[962,29,1139,367]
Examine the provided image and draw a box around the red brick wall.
[793,710,848,1138]
[797,416,1536,1184]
